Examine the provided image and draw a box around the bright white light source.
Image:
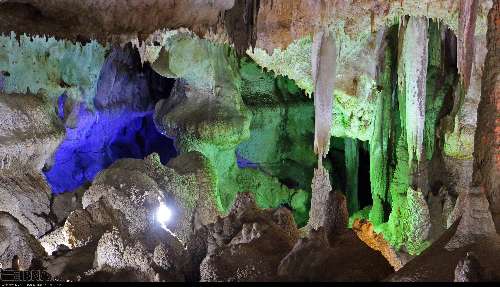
[156,202,172,226]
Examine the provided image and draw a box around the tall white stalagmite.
[401,17,428,165]
[312,29,337,166]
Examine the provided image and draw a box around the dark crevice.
[326,137,372,213]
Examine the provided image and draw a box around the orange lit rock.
[352,218,404,271]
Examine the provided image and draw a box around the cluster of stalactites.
[398,0,478,168]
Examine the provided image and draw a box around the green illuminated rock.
[0,32,107,105]
[345,138,359,214]
[152,33,310,225]
[247,20,380,142]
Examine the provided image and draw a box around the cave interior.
[0,0,499,283]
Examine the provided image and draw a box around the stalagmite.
[400,17,428,165]
[458,0,479,91]
[308,167,349,240]
[445,188,496,250]
[309,167,332,231]
[311,28,337,165]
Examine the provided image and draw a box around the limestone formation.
[51,186,85,225]
[308,167,333,231]
[0,92,65,171]
[43,243,97,281]
[0,91,64,237]
[308,167,349,243]
[0,169,54,238]
[473,0,500,229]
[387,221,500,282]
[445,189,496,250]
[200,193,299,282]
[0,0,235,44]
[63,153,219,246]
[94,226,186,282]
[0,212,47,270]
[312,28,337,159]
[352,219,404,271]
[0,0,498,283]
[39,227,67,256]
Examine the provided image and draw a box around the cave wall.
[473,0,500,229]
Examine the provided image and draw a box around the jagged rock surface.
[0,212,47,270]
[39,227,66,256]
[63,152,218,248]
[93,226,186,282]
[199,192,299,282]
[0,92,65,237]
[0,0,235,43]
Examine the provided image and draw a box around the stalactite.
[369,31,394,225]
[400,17,428,166]
[345,138,359,214]
[457,0,479,91]
[424,20,445,161]
[311,29,337,165]
[310,26,337,230]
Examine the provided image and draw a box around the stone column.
[472,0,500,230]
